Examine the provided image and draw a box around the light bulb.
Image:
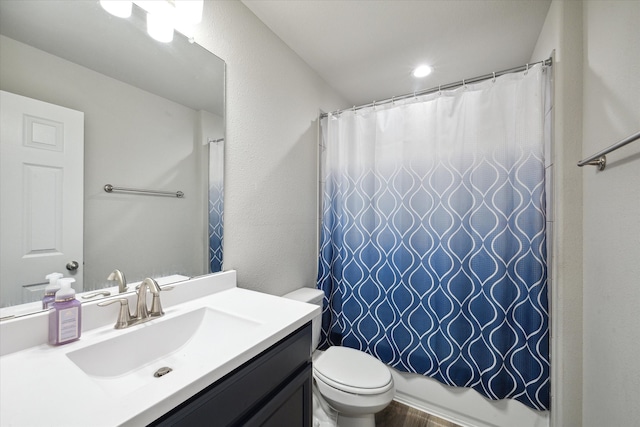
[412,65,433,78]
[147,11,174,43]
[100,0,132,18]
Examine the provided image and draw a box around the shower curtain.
[209,139,224,273]
[317,64,550,410]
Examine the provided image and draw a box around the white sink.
[66,307,262,395]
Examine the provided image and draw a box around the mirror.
[0,1,224,315]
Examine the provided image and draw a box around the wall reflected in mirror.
[0,0,225,315]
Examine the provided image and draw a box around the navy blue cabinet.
[151,323,312,427]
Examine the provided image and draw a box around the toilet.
[284,288,395,427]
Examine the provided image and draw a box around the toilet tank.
[283,288,324,350]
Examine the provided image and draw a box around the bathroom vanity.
[152,323,312,426]
[0,271,318,426]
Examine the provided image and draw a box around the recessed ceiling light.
[412,65,433,78]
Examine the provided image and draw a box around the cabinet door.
[243,364,312,427]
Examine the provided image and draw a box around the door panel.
[1,90,84,306]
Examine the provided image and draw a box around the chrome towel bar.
[578,130,640,171]
[104,184,184,198]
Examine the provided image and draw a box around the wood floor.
[375,401,462,427]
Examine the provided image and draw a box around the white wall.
[531,1,640,426]
[192,1,348,295]
[530,1,584,425]
[0,35,208,290]
[581,1,640,426]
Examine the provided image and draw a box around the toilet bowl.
[284,288,395,427]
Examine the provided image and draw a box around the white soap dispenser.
[48,278,82,345]
[42,272,64,309]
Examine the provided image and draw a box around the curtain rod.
[320,57,553,119]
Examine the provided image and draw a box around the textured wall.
[193,1,347,295]
[582,1,640,425]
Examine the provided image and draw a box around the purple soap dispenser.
[48,278,82,345]
[42,272,63,309]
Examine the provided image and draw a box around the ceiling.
[242,0,552,107]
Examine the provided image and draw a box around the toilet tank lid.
[282,288,324,305]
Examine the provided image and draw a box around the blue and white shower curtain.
[209,139,224,273]
[317,65,550,410]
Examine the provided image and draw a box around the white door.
[1,90,84,306]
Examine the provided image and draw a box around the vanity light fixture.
[146,9,175,43]
[100,0,203,43]
[412,64,433,78]
[99,0,132,18]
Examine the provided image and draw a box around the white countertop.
[0,272,319,426]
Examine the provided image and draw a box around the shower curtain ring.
[492,72,496,83]
[525,63,529,75]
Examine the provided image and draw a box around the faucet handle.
[98,298,132,329]
[149,294,164,317]
[149,284,174,317]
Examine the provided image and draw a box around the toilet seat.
[313,346,393,395]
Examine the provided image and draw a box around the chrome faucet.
[107,269,128,293]
[98,277,167,329]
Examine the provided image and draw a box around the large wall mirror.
[0,0,225,315]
